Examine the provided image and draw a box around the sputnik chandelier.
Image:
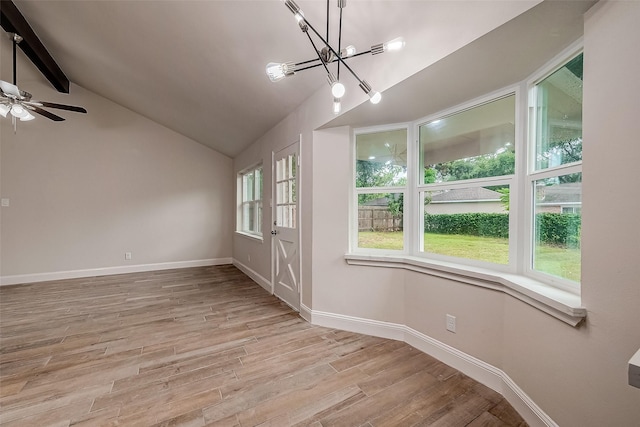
[266,0,405,114]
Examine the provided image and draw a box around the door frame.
[271,137,302,311]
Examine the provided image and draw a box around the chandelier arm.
[326,0,330,45]
[304,31,331,75]
[301,16,365,86]
[295,57,323,67]
[337,5,343,80]
[293,49,373,72]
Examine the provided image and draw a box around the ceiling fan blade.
[0,80,21,98]
[38,101,87,114]
[28,106,65,121]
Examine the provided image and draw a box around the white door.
[272,141,300,311]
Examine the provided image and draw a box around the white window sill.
[235,231,264,243]
[344,253,586,327]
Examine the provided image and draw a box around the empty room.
[1,0,639,426]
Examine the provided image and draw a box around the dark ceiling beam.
[1,0,69,93]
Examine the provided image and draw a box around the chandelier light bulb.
[359,79,381,104]
[333,98,341,115]
[340,45,357,58]
[331,81,346,98]
[327,73,345,99]
[383,37,405,52]
[266,62,295,82]
[369,91,382,104]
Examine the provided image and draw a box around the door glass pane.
[291,154,297,179]
[289,205,296,228]
[534,54,583,170]
[419,94,515,184]
[533,173,582,282]
[357,192,403,250]
[276,158,284,181]
[355,129,407,188]
[422,186,510,264]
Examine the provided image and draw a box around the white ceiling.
[8,0,432,157]
[8,1,594,158]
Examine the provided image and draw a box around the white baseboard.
[299,303,312,323]
[312,309,406,341]
[0,258,232,286]
[232,259,272,294]
[309,309,557,427]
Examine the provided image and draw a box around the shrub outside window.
[238,165,263,236]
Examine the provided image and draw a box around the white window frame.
[237,164,263,239]
[414,88,519,272]
[351,123,412,254]
[524,45,584,293]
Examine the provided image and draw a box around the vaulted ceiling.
[4,1,594,157]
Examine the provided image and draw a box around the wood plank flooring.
[0,265,527,427]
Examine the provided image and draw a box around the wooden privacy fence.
[358,206,402,232]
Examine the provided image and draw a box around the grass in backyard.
[358,231,581,282]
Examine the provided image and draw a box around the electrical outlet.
[125,252,132,260]
[248,254,251,262]
[1,198,9,207]
[446,314,456,333]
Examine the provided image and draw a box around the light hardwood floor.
[0,265,527,426]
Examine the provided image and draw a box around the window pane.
[533,173,581,282]
[358,193,403,250]
[255,168,262,201]
[243,203,254,232]
[256,202,262,234]
[243,172,254,202]
[356,129,407,188]
[534,54,583,170]
[423,186,510,264]
[420,95,515,184]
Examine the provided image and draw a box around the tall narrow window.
[354,128,407,251]
[238,165,263,236]
[529,53,583,284]
[418,94,516,265]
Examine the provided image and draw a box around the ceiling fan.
[0,33,86,126]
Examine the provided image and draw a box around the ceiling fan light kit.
[266,0,405,114]
[1,32,87,131]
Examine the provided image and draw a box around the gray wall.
[0,37,233,280]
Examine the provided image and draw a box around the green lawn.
[358,231,580,282]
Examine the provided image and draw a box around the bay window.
[350,49,583,294]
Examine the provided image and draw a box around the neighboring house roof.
[537,182,582,204]
[430,187,502,203]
